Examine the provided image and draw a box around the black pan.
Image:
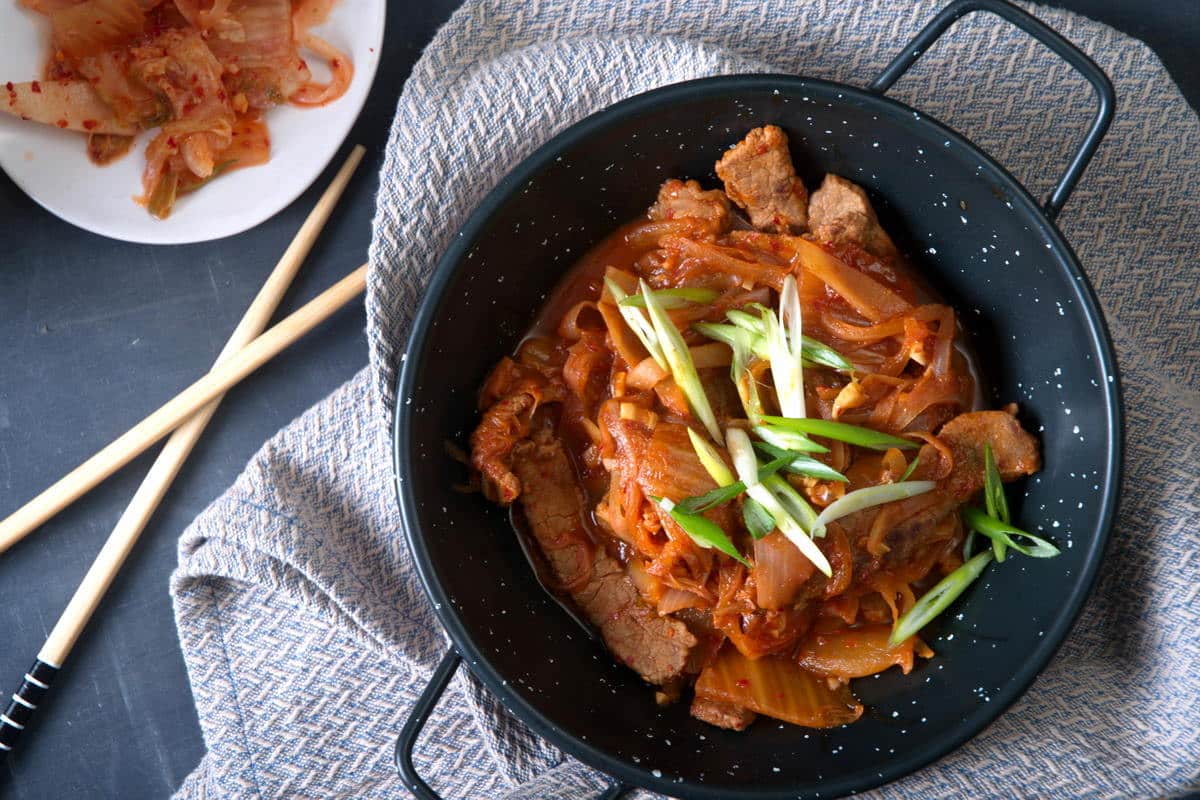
[391,1,1121,797]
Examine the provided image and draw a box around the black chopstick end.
[0,660,59,753]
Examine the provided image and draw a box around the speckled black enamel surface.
[393,76,1121,799]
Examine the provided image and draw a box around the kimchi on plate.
[3,0,352,218]
[469,125,1060,731]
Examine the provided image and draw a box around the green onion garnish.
[674,456,792,514]
[889,550,994,646]
[618,287,719,309]
[800,336,855,372]
[753,424,829,454]
[725,308,765,335]
[654,497,749,566]
[604,277,667,370]
[982,443,1011,561]
[725,307,853,371]
[761,275,806,418]
[900,455,921,482]
[753,441,848,483]
[693,322,766,422]
[962,529,977,561]
[761,416,919,451]
[742,496,776,540]
[810,480,937,539]
[727,430,830,576]
[762,473,820,533]
[962,507,1061,559]
[687,428,735,487]
[641,279,722,441]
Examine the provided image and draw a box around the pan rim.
[392,73,1123,799]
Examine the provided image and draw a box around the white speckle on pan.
[960,215,968,224]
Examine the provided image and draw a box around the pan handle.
[868,0,1114,221]
[395,649,634,800]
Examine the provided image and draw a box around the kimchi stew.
[4,0,352,218]
[469,125,1060,731]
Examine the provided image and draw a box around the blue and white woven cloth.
[170,1,1200,797]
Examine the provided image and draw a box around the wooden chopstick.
[0,263,368,559]
[0,146,367,754]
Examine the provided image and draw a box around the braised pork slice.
[937,409,1041,501]
[512,429,697,685]
[715,125,808,233]
[690,697,757,731]
[808,174,897,259]
[649,178,732,233]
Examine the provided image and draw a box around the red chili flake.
[31,81,41,93]
[167,136,177,147]
[331,59,339,68]
[5,81,13,91]
[82,119,98,130]
[56,119,68,128]
[735,678,750,689]
[216,90,226,101]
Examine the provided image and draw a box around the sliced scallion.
[604,277,667,370]
[693,322,766,422]
[763,473,820,533]
[982,443,1011,561]
[753,424,829,454]
[962,529,977,561]
[674,455,792,514]
[810,480,937,539]
[654,497,749,567]
[727,430,831,576]
[728,429,764,488]
[753,441,848,483]
[761,276,806,418]
[900,455,921,482]
[889,551,994,646]
[641,279,722,441]
[687,427,735,486]
[761,415,919,451]
[800,336,855,372]
[725,308,852,371]
[726,308,766,335]
[962,507,1061,559]
[742,496,776,540]
[618,287,720,309]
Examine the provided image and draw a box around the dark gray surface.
[0,2,1194,798]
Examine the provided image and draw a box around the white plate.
[0,0,383,244]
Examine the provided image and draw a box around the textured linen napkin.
[171,1,1200,798]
